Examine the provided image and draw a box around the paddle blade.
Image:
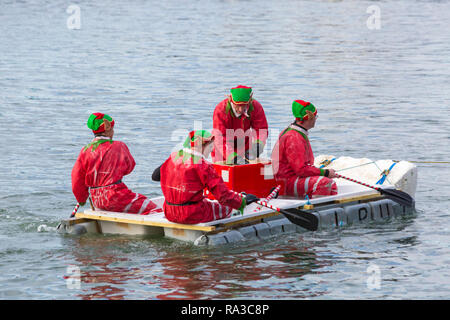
[280,208,319,232]
[379,188,414,207]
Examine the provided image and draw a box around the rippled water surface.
[0,0,449,299]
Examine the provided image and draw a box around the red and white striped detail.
[233,189,283,214]
[70,203,80,218]
[253,185,281,212]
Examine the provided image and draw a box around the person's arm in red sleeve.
[247,100,268,158]
[212,103,236,163]
[250,100,268,145]
[198,161,245,210]
[71,149,89,205]
[284,135,326,178]
[119,142,136,176]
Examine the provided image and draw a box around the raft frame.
[58,183,415,245]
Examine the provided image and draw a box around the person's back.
[272,124,318,181]
[75,139,134,189]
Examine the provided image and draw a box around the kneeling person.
[156,130,258,224]
[71,113,159,214]
[271,100,338,198]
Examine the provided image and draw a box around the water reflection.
[63,234,333,299]
[154,240,331,299]
[64,236,144,300]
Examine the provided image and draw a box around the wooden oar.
[335,173,414,207]
[234,191,319,232]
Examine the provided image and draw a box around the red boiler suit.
[212,98,268,163]
[271,124,337,198]
[71,139,158,214]
[160,149,244,224]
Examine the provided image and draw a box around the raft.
[58,156,417,245]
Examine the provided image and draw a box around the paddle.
[233,190,319,232]
[335,173,414,207]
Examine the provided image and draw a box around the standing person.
[71,113,159,214]
[154,130,259,224]
[271,100,338,198]
[212,85,268,164]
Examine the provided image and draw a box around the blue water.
[0,0,449,299]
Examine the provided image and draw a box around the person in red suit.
[212,85,268,164]
[153,130,259,224]
[71,113,159,214]
[271,100,338,198]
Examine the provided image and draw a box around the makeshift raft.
[58,156,417,245]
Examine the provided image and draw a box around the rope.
[335,160,449,173]
[393,160,450,164]
[335,161,377,172]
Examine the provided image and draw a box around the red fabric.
[294,100,310,107]
[285,175,338,198]
[211,98,268,162]
[160,151,243,224]
[71,140,158,214]
[271,126,337,197]
[232,85,251,90]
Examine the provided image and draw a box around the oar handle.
[335,174,381,191]
[232,190,283,213]
[70,203,81,218]
[263,185,281,203]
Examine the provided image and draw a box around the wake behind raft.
[57,155,417,246]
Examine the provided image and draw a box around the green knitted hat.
[292,100,317,120]
[230,85,252,104]
[183,130,213,148]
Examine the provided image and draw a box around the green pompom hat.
[292,100,317,120]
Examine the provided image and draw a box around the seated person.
[71,113,159,214]
[153,130,258,224]
[271,100,338,198]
